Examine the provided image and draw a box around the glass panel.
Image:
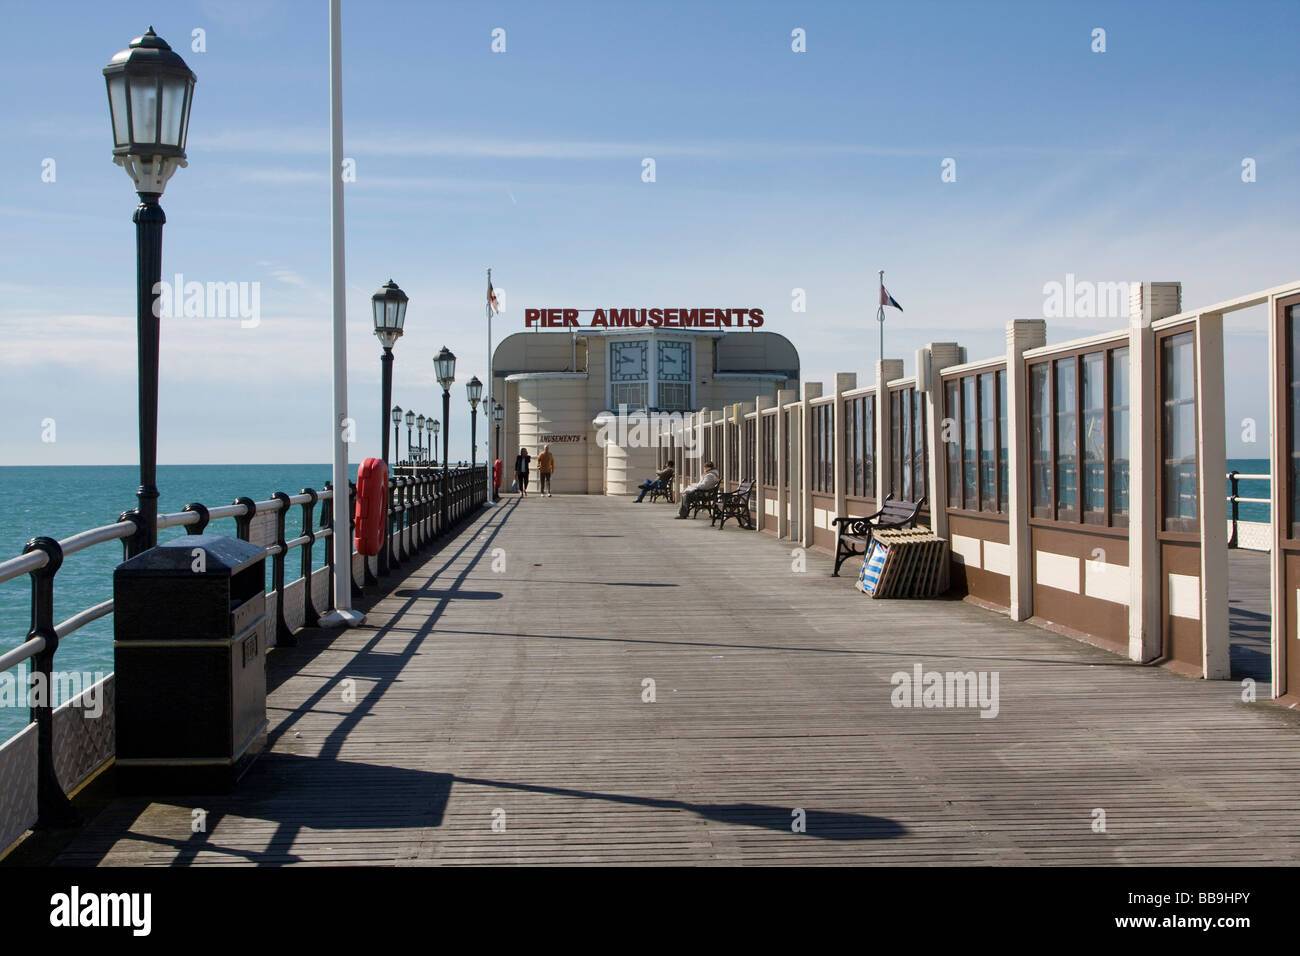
[1030,363,1051,517]
[962,377,977,508]
[945,381,961,507]
[997,370,1008,513]
[159,76,188,147]
[913,389,926,501]
[979,373,996,512]
[1161,332,1198,529]
[1291,307,1300,535]
[1081,352,1106,521]
[108,75,130,146]
[864,396,875,496]
[892,393,902,498]
[129,76,159,145]
[1110,347,1130,523]
[1055,358,1077,518]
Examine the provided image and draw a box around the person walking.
[537,444,555,497]
[514,447,532,497]
[492,457,503,501]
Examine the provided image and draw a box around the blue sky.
[1,0,1296,465]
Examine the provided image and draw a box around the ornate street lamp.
[467,376,482,475]
[492,400,505,500]
[371,280,406,577]
[416,414,426,468]
[104,27,196,556]
[405,409,415,465]
[391,405,403,464]
[434,346,456,532]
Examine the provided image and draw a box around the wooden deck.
[52,495,1300,866]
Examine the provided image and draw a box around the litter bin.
[114,533,269,792]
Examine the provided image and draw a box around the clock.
[657,340,691,382]
[610,340,648,382]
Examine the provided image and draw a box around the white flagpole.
[484,267,496,507]
[321,0,364,628]
[878,269,885,366]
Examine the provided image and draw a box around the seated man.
[633,462,675,503]
[675,461,720,518]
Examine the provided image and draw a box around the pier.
[35,496,1300,866]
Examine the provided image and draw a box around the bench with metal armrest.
[647,471,675,503]
[831,494,926,576]
[711,478,756,530]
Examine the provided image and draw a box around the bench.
[685,485,719,519]
[711,478,755,530]
[831,494,926,576]
[647,473,675,503]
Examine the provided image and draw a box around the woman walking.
[537,444,555,497]
[514,447,532,497]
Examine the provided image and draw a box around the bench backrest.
[881,498,923,521]
[734,478,755,496]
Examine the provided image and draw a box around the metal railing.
[1227,470,1270,549]
[0,464,487,833]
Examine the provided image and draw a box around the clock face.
[657,340,691,382]
[610,340,648,382]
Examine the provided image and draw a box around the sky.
[0,0,1296,466]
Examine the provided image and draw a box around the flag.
[880,283,902,312]
[488,280,500,315]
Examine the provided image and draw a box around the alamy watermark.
[890,663,999,718]
[0,667,109,719]
[1042,274,1131,320]
[153,272,261,328]
[595,404,701,458]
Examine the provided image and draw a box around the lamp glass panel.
[108,75,130,146]
[129,76,159,145]
[395,299,406,331]
[159,76,188,147]
[386,299,399,329]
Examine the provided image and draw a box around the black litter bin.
[114,533,269,792]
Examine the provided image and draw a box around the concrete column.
[1006,320,1047,622]
[874,360,904,503]
[832,373,856,523]
[1269,292,1287,697]
[775,389,795,538]
[799,382,823,549]
[1196,311,1229,679]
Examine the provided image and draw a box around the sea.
[0,459,1273,743]
[0,464,351,743]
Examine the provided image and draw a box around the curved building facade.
[491,328,799,494]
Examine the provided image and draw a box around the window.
[1110,348,1130,524]
[1054,357,1078,521]
[727,422,740,481]
[656,340,692,411]
[962,377,977,507]
[979,373,996,512]
[997,370,1008,512]
[1161,331,1198,532]
[912,389,927,502]
[862,395,875,498]
[783,410,791,484]
[1290,306,1300,538]
[610,339,649,411]
[1029,363,1052,518]
[762,415,776,485]
[811,403,833,493]
[945,381,961,508]
[1081,353,1105,523]
[844,395,875,498]
[743,418,755,482]
[889,386,927,503]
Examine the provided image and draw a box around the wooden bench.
[711,478,755,530]
[647,472,675,503]
[831,494,926,576]
[685,485,719,519]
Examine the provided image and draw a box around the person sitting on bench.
[634,462,675,503]
[675,462,720,518]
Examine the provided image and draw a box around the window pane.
[1110,347,1130,522]
[979,373,996,512]
[1082,352,1106,520]
[962,377,977,508]
[1161,332,1198,529]
[945,381,961,507]
[1291,307,1300,535]
[913,389,926,501]
[1030,363,1051,517]
[1055,357,1077,518]
[997,370,1008,513]
[864,396,875,496]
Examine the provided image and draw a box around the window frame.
[941,365,1008,517]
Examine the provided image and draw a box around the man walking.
[676,461,720,518]
[538,444,555,497]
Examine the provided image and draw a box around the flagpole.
[320,0,363,628]
[878,269,885,366]
[484,267,496,507]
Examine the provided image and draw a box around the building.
[491,327,799,494]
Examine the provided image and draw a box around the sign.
[525,307,765,329]
[539,434,585,443]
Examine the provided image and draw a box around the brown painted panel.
[1285,550,1300,696]
[760,483,778,536]
[811,493,835,550]
[1030,524,1130,646]
[949,512,1011,609]
[1160,539,1202,674]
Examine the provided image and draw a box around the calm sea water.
[0,464,351,742]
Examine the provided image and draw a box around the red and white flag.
[880,283,903,312]
[488,280,500,315]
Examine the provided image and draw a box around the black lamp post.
[430,419,440,466]
[391,405,403,465]
[467,376,482,477]
[405,409,415,465]
[416,415,426,469]
[372,280,406,577]
[493,400,504,497]
[434,347,456,528]
[104,27,196,556]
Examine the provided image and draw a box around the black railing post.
[269,492,295,647]
[300,488,320,628]
[349,481,367,597]
[181,502,210,535]
[395,477,409,564]
[233,496,258,542]
[322,482,336,610]
[24,536,79,828]
[1228,470,1240,549]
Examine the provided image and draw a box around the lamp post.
[493,400,504,498]
[467,376,482,480]
[434,347,456,529]
[372,281,406,577]
[416,415,426,473]
[104,27,196,556]
[391,405,403,465]
[405,409,415,466]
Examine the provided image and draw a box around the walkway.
[54,496,1300,865]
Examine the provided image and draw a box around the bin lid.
[115,533,266,576]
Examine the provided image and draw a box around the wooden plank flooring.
[54,495,1300,865]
